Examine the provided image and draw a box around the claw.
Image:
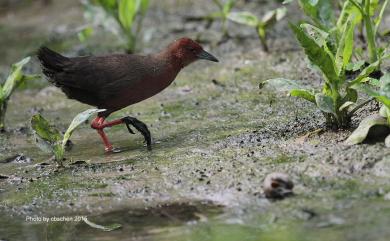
[121,116,152,151]
[125,123,135,134]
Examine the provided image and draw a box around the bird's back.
[38,47,158,108]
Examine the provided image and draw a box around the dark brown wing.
[38,47,152,107]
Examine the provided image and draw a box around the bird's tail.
[37,47,69,79]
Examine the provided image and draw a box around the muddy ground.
[1,1,390,241]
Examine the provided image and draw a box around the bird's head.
[167,37,219,67]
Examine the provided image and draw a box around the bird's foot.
[121,116,152,150]
[105,146,122,154]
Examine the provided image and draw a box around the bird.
[37,37,219,153]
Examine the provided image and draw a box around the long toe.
[104,147,122,154]
[122,116,152,150]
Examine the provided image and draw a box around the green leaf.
[345,114,388,145]
[341,88,358,105]
[31,114,63,161]
[118,0,140,31]
[290,23,338,83]
[62,109,105,149]
[2,57,31,100]
[223,0,235,16]
[379,105,389,118]
[78,26,94,42]
[315,93,335,114]
[300,23,329,47]
[353,84,390,110]
[298,0,335,30]
[374,0,389,34]
[337,1,362,30]
[349,60,381,85]
[83,217,122,232]
[96,0,117,12]
[139,0,149,16]
[262,7,287,27]
[346,60,365,72]
[228,12,258,27]
[335,16,355,75]
[339,101,354,111]
[369,0,380,16]
[290,89,316,103]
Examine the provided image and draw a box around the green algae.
[0,1,390,241]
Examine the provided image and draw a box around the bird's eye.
[188,47,196,53]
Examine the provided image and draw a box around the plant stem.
[257,26,269,52]
[364,0,378,62]
[0,101,8,132]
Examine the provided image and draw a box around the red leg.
[91,116,152,152]
[91,117,116,152]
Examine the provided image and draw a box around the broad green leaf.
[223,0,235,16]
[83,217,122,232]
[118,0,140,31]
[345,114,388,145]
[31,114,63,161]
[349,60,381,85]
[337,1,362,30]
[62,109,105,149]
[2,57,31,100]
[335,16,355,75]
[260,78,306,92]
[346,60,365,72]
[290,23,338,83]
[298,0,335,30]
[78,26,94,42]
[228,12,258,27]
[353,84,390,109]
[300,23,329,47]
[369,77,381,87]
[339,101,355,111]
[315,93,335,114]
[290,89,316,103]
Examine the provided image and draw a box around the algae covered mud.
[1,0,390,240]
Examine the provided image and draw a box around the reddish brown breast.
[103,57,181,112]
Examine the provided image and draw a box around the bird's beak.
[197,50,219,62]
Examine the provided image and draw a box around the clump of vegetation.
[185,0,236,37]
[228,7,287,52]
[346,73,390,146]
[209,0,236,36]
[31,109,104,165]
[262,0,389,128]
[341,0,389,63]
[0,57,39,132]
[81,0,150,53]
